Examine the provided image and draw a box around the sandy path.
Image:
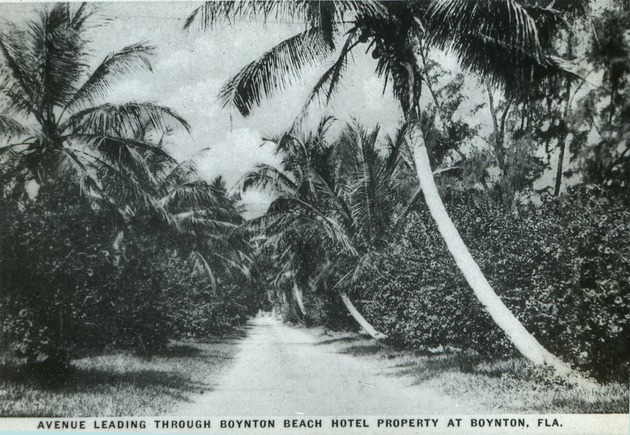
[175,315,479,416]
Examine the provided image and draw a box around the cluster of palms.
[245,118,412,337]
[185,0,590,378]
[0,4,245,282]
[1,0,616,382]
[0,4,250,364]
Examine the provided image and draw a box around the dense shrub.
[92,241,257,355]
[356,186,630,382]
[0,190,121,366]
[303,289,356,331]
[0,191,257,366]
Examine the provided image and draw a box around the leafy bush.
[77,238,255,354]
[304,290,356,331]
[0,190,256,366]
[0,190,121,366]
[356,186,630,382]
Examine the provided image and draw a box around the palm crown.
[0,3,189,214]
[245,120,408,310]
[186,0,569,120]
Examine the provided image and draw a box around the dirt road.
[176,315,480,416]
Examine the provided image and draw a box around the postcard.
[0,1,628,434]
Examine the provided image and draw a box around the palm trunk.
[340,292,387,340]
[193,251,217,296]
[292,283,306,317]
[407,123,574,377]
[553,137,567,196]
[554,78,573,197]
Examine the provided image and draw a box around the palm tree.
[187,0,583,376]
[0,3,189,216]
[167,172,250,295]
[244,118,355,324]
[106,141,249,296]
[327,122,410,339]
[245,119,411,338]
[0,4,257,363]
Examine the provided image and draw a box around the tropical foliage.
[0,3,256,370]
[186,0,582,376]
[243,119,409,334]
[187,0,629,382]
[1,0,629,388]
[0,4,187,214]
[356,186,630,382]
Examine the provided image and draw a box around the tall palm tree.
[0,3,189,217]
[187,0,584,377]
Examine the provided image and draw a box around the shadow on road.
[314,336,361,346]
[329,335,493,385]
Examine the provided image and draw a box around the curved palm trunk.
[292,283,307,317]
[407,124,574,377]
[193,251,217,296]
[340,292,387,340]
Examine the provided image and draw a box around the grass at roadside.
[320,331,629,413]
[0,330,245,417]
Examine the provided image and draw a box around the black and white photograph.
[0,1,628,433]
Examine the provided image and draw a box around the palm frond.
[210,251,251,277]
[0,26,41,119]
[184,0,304,30]
[88,136,162,193]
[0,71,38,119]
[159,181,221,211]
[304,162,352,225]
[521,3,568,50]
[244,207,286,230]
[219,28,334,116]
[68,3,95,30]
[48,148,131,222]
[176,210,238,227]
[428,0,542,56]
[383,124,408,179]
[62,102,190,138]
[175,211,239,236]
[293,31,359,127]
[70,147,165,218]
[157,158,200,192]
[0,142,34,157]
[67,42,155,110]
[426,0,565,96]
[0,114,29,139]
[191,250,217,294]
[122,137,179,165]
[242,163,298,193]
[322,0,388,23]
[356,250,381,280]
[286,196,358,257]
[32,3,91,109]
[184,0,386,32]
[273,132,306,158]
[41,147,98,197]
